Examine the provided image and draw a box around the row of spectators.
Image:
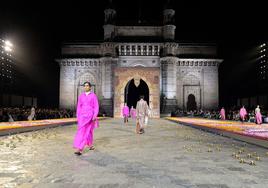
[0,107,74,122]
[171,107,268,123]
[1,106,267,123]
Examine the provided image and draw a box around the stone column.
[176,63,183,109]
[100,57,114,116]
[202,63,219,109]
[59,63,75,110]
[119,45,121,55]
[124,45,126,56]
[160,57,177,113]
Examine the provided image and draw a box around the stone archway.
[114,67,160,118]
[183,85,201,110]
[187,94,197,111]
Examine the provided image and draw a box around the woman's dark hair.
[140,95,144,99]
[83,81,91,86]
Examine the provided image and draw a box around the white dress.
[27,107,36,121]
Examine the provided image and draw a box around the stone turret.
[162,0,176,41]
[103,0,116,41]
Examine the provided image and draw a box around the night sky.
[0,0,267,108]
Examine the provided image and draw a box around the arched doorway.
[77,73,96,103]
[187,94,197,111]
[114,67,160,118]
[124,79,149,108]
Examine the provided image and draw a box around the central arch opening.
[187,94,197,111]
[124,79,149,108]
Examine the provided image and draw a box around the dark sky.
[0,0,267,107]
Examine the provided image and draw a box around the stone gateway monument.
[56,3,223,118]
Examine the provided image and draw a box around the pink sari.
[130,108,136,119]
[73,92,99,151]
[239,107,247,121]
[122,106,129,117]
[220,109,225,120]
[255,112,262,124]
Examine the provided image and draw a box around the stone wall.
[58,59,102,111]
[176,59,221,110]
[59,66,75,110]
[118,56,160,67]
[115,26,162,37]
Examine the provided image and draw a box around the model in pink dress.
[220,107,226,120]
[122,103,130,124]
[130,106,136,119]
[239,106,247,123]
[73,82,99,155]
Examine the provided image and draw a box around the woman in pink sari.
[130,106,136,119]
[73,82,99,155]
[255,105,262,125]
[122,103,129,124]
[220,107,225,120]
[239,105,247,123]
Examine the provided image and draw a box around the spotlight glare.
[4,46,12,52]
[4,40,13,47]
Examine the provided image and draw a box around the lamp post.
[259,43,267,81]
[258,42,268,109]
[0,39,14,106]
